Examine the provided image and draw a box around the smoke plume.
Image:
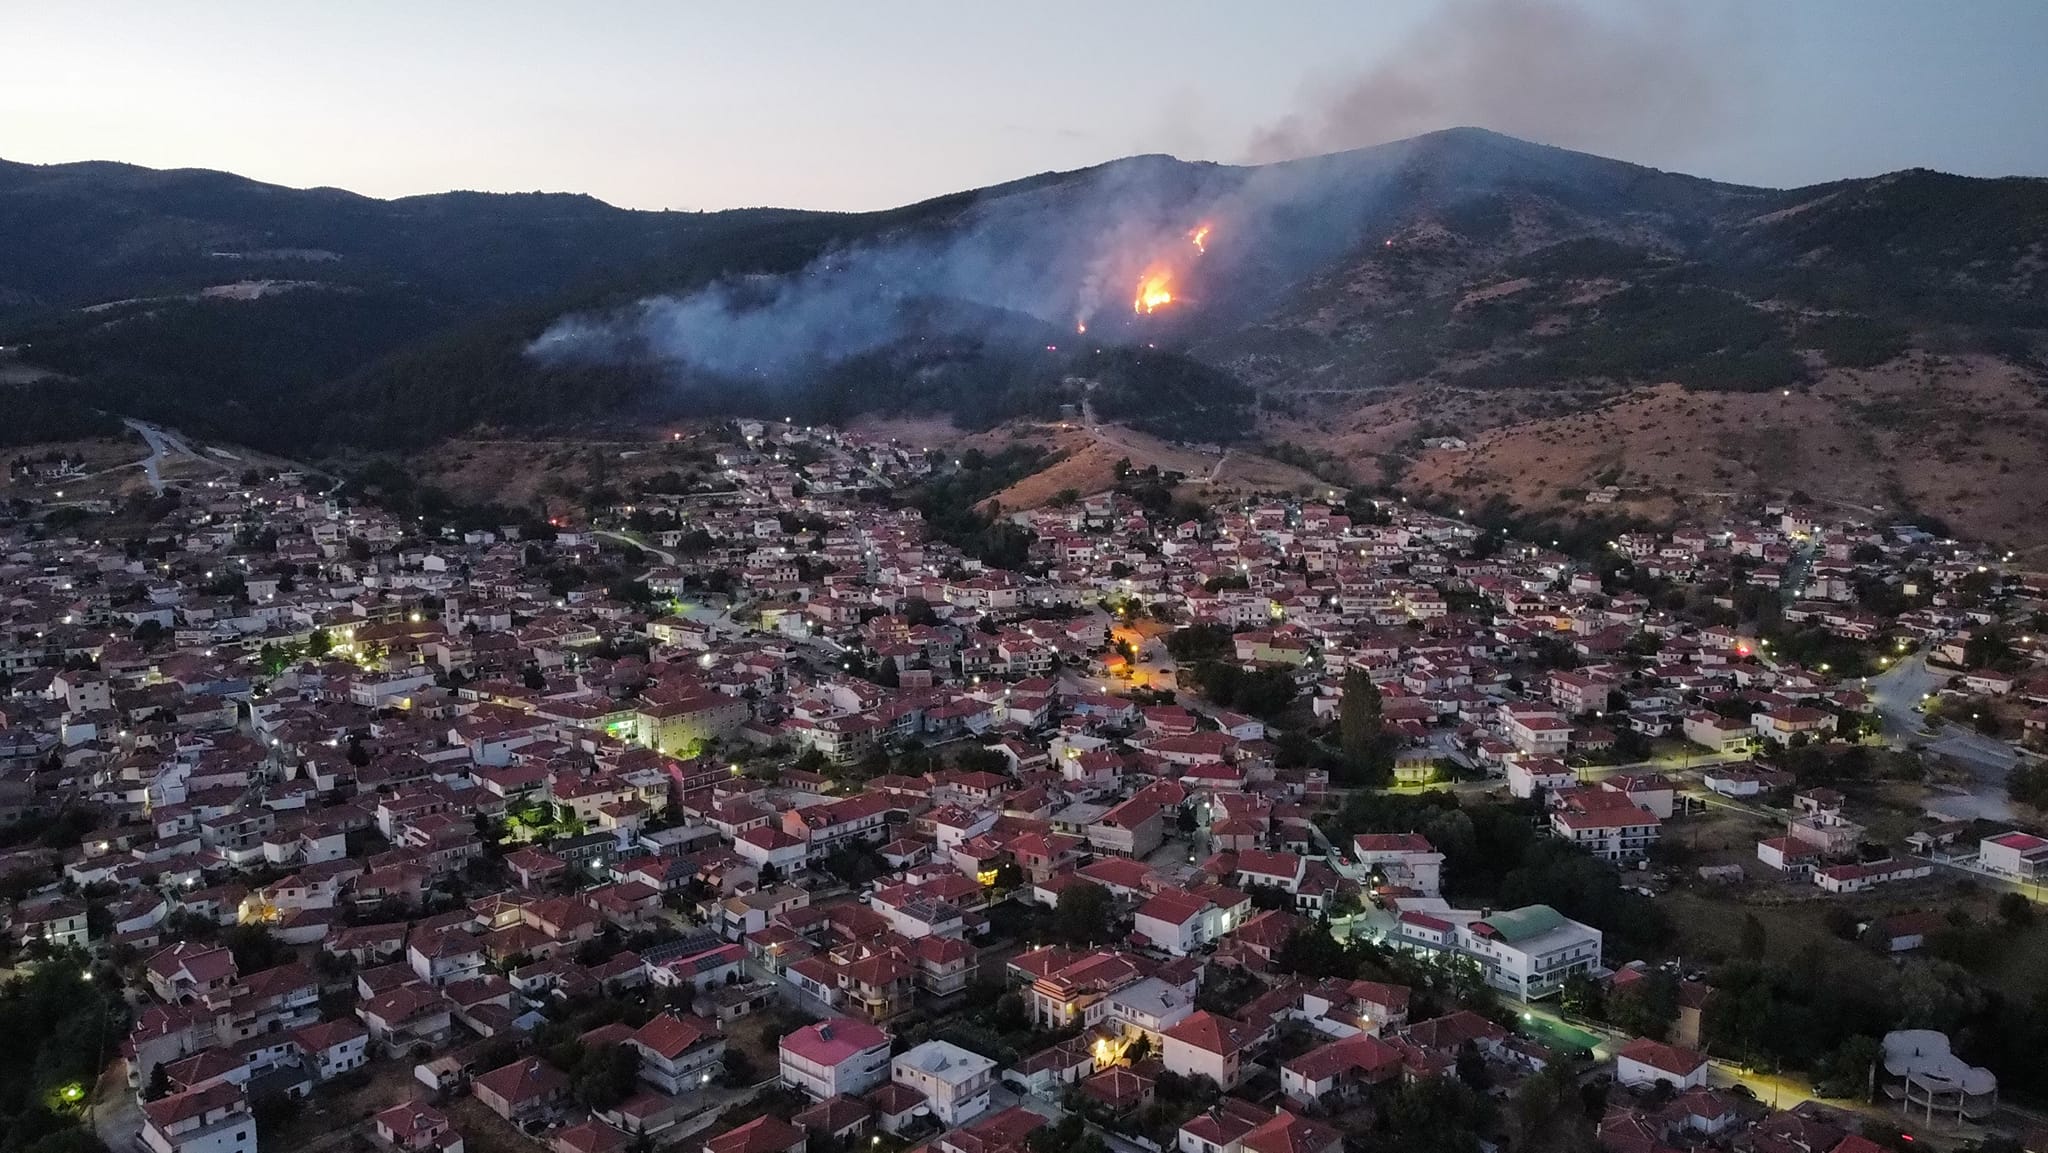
[528,157,1287,381]
[1245,0,1739,167]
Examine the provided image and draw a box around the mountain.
[6,130,2048,543]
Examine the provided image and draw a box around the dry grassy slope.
[1389,353,2048,551]
[406,433,720,517]
[980,429,1329,512]
[851,415,1330,512]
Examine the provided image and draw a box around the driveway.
[89,1063,140,1153]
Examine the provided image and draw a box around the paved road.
[597,529,677,565]
[1869,654,2018,773]
[122,419,218,496]
[89,1062,140,1152]
[1866,653,2027,820]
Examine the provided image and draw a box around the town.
[1,416,2045,1153]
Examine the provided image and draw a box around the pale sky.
[5,0,2047,212]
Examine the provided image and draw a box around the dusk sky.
[6,0,2047,213]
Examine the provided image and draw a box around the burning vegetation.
[1124,221,1213,317]
[1133,270,1175,315]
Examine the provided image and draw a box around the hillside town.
[1,419,2046,1153]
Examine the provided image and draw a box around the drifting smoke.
[1245,0,1741,166]
[530,157,1241,381]
[533,0,1729,385]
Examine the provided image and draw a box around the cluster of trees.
[0,393,121,448]
[903,446,1053,571]
[1448,279,1809,394]
[1045,881,1119,948]
[1562,968,1680,1041]
[1086,347,1256,444]
[1318,790,1670,958]
[1184,662,1296,720]
[1162,622,1298,719]
[1702,929,2048,1104]
[2009,761,2048,809]
[0,954,131,1153]
[1163,624,1232,663]
[1110,459,1207,524]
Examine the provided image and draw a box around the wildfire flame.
[1190,224,1212,253]
[1076,321,1087,334]
[1133,271,1174,314]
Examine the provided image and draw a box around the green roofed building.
[1392,902,1603,1000]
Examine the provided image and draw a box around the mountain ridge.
[6,129,2048,543]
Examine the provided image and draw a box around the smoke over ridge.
[531,1,1742,385]
[1246,0,1740,168]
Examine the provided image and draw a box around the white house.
[1392,904,1601,1001]
[1162,1010,1254,1090]
[140,1082,257,1153]
[1505,713,1572,757]
[891,1040,994,1125]
[1132,889,1221,956]
[733,826,810,875]
[780,1018,892,1101]
[1505,758,1576,801]
[1550,802,1661,861]
[626,1012,726,1094]
[1979,831,2048,879]
[1614,1039,1709,1089]
[1751,707,1836,746]
[1682,712,1753,754]
[1350,833,1444,898]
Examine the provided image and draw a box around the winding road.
[1866,651,2025,820]
[122,418,209,495]
[596,529,676,564]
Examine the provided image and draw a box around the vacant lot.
[263,1059,422,1153]
[1659,878,2048,1001]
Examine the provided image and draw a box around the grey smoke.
[1245,0,1740,167]
[529,156,1268,380]
[537,1,1715,385]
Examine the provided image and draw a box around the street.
[1866,652,2025,820]
[1867,653,2019,773]
[122,418,215,496]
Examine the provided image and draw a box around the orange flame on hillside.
[1190,224,1212,253]
[1133,270,1174,314]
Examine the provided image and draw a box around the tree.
[1338,668,1393,783]
[1274,923,1350,979]
[572,1044,640,1111]
[719,1049,757,1088]
[1607,971,1680,1041]
[1340,668,1383,760]
[1813,1034,1881,1100]
[222,924,289,973]
[1028,1112,1089,1153]
[992,992,1027,1033]
[1739,913,1768,960]
[1509,1063,1592,1153]
[1164,624,1232,663]
[1053,881,1116,947]
[1887,959,1984,1033]
[1997,892,2035,927]
[143,1062,172,1101]
[1454,1042,1493,1091]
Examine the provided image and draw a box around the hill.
[6,130,2048,541]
